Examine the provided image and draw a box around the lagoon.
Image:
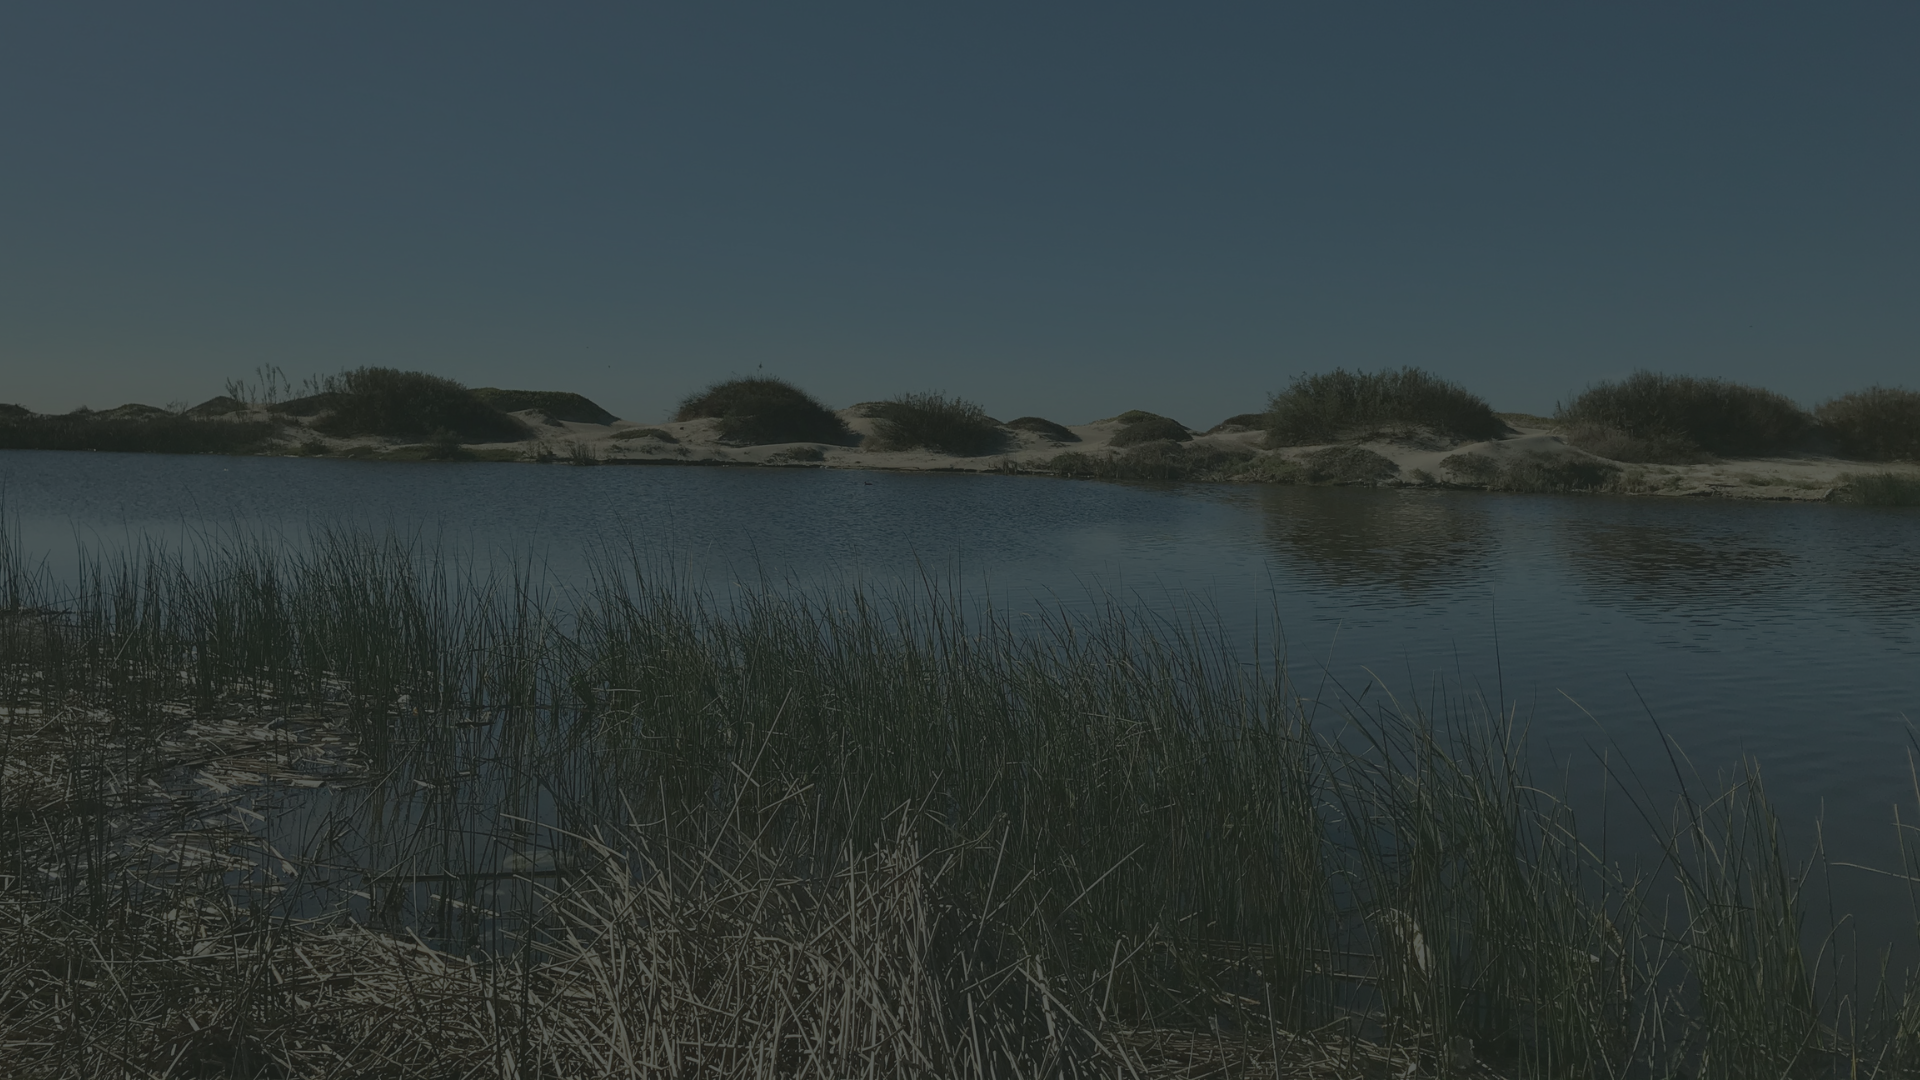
[7,446,1920,926]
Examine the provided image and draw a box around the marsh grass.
[676,377,852,446]
[1264,369,1506,447]
[1,525,1918,1075]
[1835,473,1920,507]
[866,392,1007,455]
[1556,372,1813,461]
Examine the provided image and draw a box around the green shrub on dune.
[471,388,619,425]
[865,392,1006,455]
[1107,411,1192,447]
[310,368,529,443]
[676,377,852,446]
[1556,371,1812,461]
[1005,416,1079,442]
[1264,368,1506,446]
[1817,387,1920,462]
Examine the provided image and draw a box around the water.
[7,448,1920,942]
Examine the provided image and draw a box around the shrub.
[1296,446,1400,485]
[1005,416,1079,442]
[0,412,277,455]
[1206,413,1265,434]
[471,388,620,425]
[611,427,679,443]
[1556,422,1712,464]
[1108,412,1191,447]
[310,368,529,442]
[1264,368,1506,446]
[1440,450,1620,493]
[1836,473,1920,507]
[1817,387,1920,462]
[1555,371,1812,459]
[1494,452,1621,493]
[184,395,248,417]
[1439,452,1503,485]
[676,377,851,446]
[865,393,1006,456]
[268,392,345,417]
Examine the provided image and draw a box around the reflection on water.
[1561,522,1796,611]
[1256,486,1495,599]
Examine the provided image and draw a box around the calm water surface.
[7,449,1919,934]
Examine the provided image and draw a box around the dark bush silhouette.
[1555,371,1812,460]
[310,368,529,442]
[268,393,345,417]
[1817,387,1920,462]
[0,412,276,455]
[865,393,1005,456]
[1005,417,1079,442]
[676,377,851,446]
[1206,413,1265,434]
[1108,412,1191,447]
[1264,368,1505,446]
[184,395,248,417]
[471,388,619,425]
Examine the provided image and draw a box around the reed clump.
[3,525,1920,1076]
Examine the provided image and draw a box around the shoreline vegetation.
[7,525,1920,1076]
[3,365,1918,505]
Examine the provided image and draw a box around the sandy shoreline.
[117,403,1920,502]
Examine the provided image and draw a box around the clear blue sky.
[3,3,1914,425]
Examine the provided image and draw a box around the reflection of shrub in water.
[1836,473,1920,507]
[1260,485,1494,592]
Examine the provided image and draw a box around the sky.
[3,3,1915,426]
